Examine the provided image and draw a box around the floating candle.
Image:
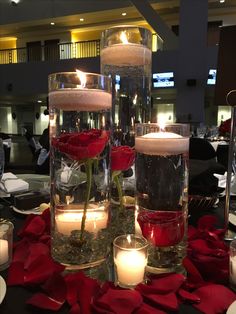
[135,132,189,155]
[101,43,151,66]
[49,89,112,111]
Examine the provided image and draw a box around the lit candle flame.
[158,117,166,132]
[120,31,129,44]
[127,234,131,244]
[76,69,86,88]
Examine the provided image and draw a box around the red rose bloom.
[111,146,135,171]
[54,129,108,161]
[137,211,185,247]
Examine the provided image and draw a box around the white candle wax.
[135,132,189,155]
[101,43,151,66]
[0,239,9,265]
[56,210,108,235]
[230,255,236,285]
[49,89,112,111]
[115,250,147,286]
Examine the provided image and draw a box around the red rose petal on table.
[197,215,218,231]
[27,292,64,311]
[96,288,143,314]
[24,254,65,285]
[193,284,236,314]
[78,275,100,314]
[182,256,204,286]
[137,274,185,295]
[69,303,81,314]
[18,215,46,238]
[189,239,227,257]
[41,207,51,233]
[135,302,167,314]
[178,288,201,303]
[12,238,29,263]
[24,242,50,269]
[65,272,87,306]
[17,214,35,237]
[143,292,178,312]
[7,261,25,286]
[42,273,66,304]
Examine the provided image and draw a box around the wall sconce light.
[35,112,40,120]
[11,0,20,6]
[12,112,16,120]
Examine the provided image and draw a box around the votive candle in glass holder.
[113,234,148,289]
[230,239,236,290]
[0,220,14,271]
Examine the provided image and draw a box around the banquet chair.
[189,137,216,160]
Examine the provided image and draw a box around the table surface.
[0,196,233,314]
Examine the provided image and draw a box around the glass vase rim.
[113,234,149,251]
[103,24,151,31]
[48,71,111,80]
[135,122,190,128]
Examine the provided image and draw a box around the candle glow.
[115,249,147,286]
[56,208,108,235]
[0,239,9,265]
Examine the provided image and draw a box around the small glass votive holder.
[0,219,14,271]
[230,239,236,290]
[113,234,148,289]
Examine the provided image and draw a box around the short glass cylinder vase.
[0,219,14,271]
[135,123,190,274]
[48,71,112,274]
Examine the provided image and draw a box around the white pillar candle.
[0,239,9,265]
[56,209,108,235]
[114,250,147,286]
[49,89,112,111]
[135,132,189,155]
[101,43,151,67]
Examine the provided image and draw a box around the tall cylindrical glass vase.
[135,123,190,274]
[101,25,152,143]
[49,71,112,274]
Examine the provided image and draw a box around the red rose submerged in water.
[111,145,135,171]
[52,129,108,160]
[137,211,185,247]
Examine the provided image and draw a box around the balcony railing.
[0,34,162,65]
[0,40,101,64]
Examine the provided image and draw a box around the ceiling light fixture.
[37,100,42,103]
[50,22,55,25]
[219,0,225,3]
[80,18,84,22]
[122,12,127,16]
[156,97,161,100]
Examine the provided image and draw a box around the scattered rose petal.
[178,288,200,303]
[193,284,236,314]
[135,302,167,314]
[143,292,178,312]
[27,292,64,311]
[69,303,81,314]
[24,255,65,285]
[96,288,143,314]
[24,242,50,269]
[41,273,66,303]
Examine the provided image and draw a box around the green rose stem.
[113,171,124,209]
[80,158,93,243]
